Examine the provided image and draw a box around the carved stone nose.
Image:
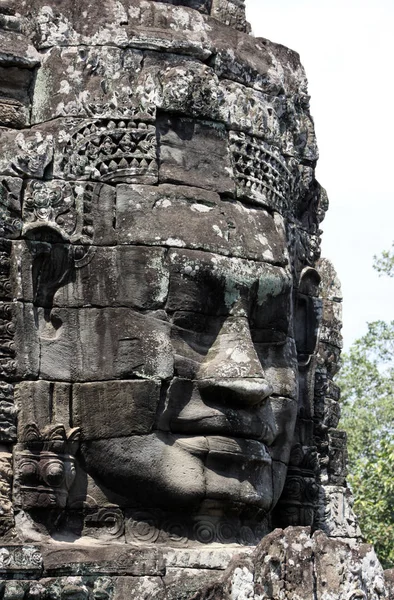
[197,316,266,381]
[197,377,274,407]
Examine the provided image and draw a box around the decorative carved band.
[230,131,293,213]
[61,118,157,184]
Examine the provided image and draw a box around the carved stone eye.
[40,459,65,487]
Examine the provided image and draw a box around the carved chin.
[79,432,276,514]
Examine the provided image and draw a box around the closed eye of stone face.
[166,250,293,382]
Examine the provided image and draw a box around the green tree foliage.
[338,316,394,568]
[349,438,394,569]
[374,243,394,277]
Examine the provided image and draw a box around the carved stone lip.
[197,378,274,407]
[170,408,276,445]
[175,435,272,464]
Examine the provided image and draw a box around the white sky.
[245,0,394,350]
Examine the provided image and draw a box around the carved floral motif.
[0,241,11,301]
[0,576,114,600]
[22,181,95,247]
[12,133,53,179]
[0,178,22,241]
[0,303,15,380]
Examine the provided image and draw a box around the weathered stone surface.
[316,485,362,539]
[384,570,394,600]
[0,124,53,179]
[0,31,40,128]
[0,382,16,442]
[190,528,387,600]
[166,248,292,315]
[32,45,143,123]
[10,301,39,380]
[112,576,166,600]
[116,184,288,263]
[73,380,160,440]
[15,380,71,437]
[13,243,168,308]
[157,115,234,194]
[38,307,173,381]
[164,567,223,600]
[27,0,216,57]
[40,543,165,576]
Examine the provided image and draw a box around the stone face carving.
[0,0,346,539]
[0,0,389,597]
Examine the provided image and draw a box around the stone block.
[318,257,343,301]
[138,52,220,119]
[327,429,348,483]
[204,439,274,511]
[0,30,39,128]
[166,248,291,317]
[15,380,71,438]
[253,528,287,598]
[0,546,42,577]
[163,378,291,449]
[0,68,34,128]
[73,380,160,440]
[316,485,361,539]
[32,46,144,122]
[40,543,165,577]
[268,396,298,462]
[0,28,40,68]
[220,83,282,143]
[0,240,12,308]
[112,576,166,600]
[322,398,341,430]
[163,546,243,569]
[254,339,298,399]
[12,301,40,380]
[29,0,215,59]
[157,115,235,195]
[164,567,223,600]
[116,183,288,264]
[212,36,277,93]
[211,0,249,32]
[39,307,173,382]
[160,0,212,12]
[13,245,169,309]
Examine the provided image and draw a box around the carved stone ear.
[295,267,322,361]
[25,225,72,308]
